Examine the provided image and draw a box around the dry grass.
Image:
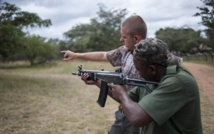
[0,60,214,134]
[0,60,118,134]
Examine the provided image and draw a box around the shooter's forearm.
[76,52,108,61]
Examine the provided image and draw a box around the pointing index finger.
[60,50,66,53]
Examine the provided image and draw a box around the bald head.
[122,15,147,39]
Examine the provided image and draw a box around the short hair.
[121,15,147,39]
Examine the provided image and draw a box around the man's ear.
[149,65,156,75]
[134,35,142,43]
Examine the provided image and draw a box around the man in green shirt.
[108,38,202,134]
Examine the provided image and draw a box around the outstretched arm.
[61,50,108,61]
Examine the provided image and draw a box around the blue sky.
[7,0,205,40]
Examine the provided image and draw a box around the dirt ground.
[183,62,214,133]
[183,62,214,107]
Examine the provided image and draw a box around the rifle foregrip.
[96,81,108,107]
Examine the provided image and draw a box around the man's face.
[120,27,136,51]
[133,58,153,81]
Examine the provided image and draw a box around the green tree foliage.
[194,0,214,49]
[0,2,51,28]
[0,1,52,62]
[47,38,66,59]
[64,4,128,52]
[0,24,25,62]
[155,27,204,53]
[23,36,57,66]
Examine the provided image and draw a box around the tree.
[23,35,57,66]
[0,2,51,28]
[64,4,128,52]
[0,24,25,62]
[0,1,52,62]
[155,27,204,53]
[194,0,214,49]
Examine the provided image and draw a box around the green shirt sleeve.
[129,86,140,102]
[129,85,153,102]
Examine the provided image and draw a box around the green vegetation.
[1,0,214,66]
[195,0,214,50]
[63,3,127,52]
[155,27,205,53]
[0,1,53,64]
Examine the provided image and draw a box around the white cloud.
[7,0,205,39]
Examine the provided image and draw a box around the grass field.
[0,60,213,134]
[0,60,118,134]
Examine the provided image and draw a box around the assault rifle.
[72,65,159,107]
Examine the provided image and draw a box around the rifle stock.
[72,65,159,107]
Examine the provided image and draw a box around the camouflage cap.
[133,38,171,67]
[168,53,182,66]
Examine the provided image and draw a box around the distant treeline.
[180,52,214,64]
[1,1,214,66]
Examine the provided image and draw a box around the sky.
[6,0,205,40]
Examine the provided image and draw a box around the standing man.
[108,38,202,134]
[62,15,147,134]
